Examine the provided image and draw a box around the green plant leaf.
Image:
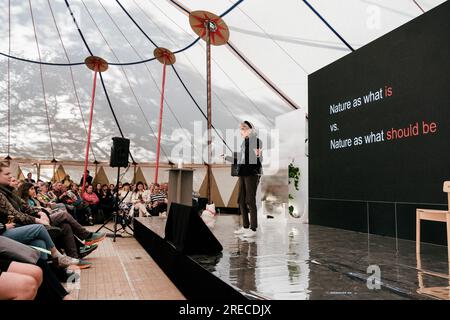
[288,162,301,191]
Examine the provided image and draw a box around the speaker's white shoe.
[243,229,257,238]
[234,227,247,235]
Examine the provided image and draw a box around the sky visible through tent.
[0,0,446,164]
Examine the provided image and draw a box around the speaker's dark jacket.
[226,135,262,176]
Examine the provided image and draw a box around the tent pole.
[153,48,175,185]
[189,11,229,204]
[155,56,167,185]
[82,63,99,194]
[206,21,212,204]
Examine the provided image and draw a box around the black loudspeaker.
[165,203,223,255]
[110,137,130,168]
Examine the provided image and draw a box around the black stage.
[134,215,450,300]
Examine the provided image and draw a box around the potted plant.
[288,161,300,217]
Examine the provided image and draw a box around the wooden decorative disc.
[153,48,176,65]
[84,56,109,72]
[189,10,229,46]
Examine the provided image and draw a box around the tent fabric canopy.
[0,0,444,163]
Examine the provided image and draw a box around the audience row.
[1,166,169,300]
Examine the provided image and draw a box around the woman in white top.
[130,181,150,217]
[118,183,133,216]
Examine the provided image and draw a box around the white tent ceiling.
[0,0,446,163]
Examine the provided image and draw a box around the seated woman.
[149,184,168,216]
[97,184,114,221]
[118,182,133,217]
[115,183,133,234]
[0,235,73,300]
[67,182,93,225]
[82,185,101,223]
[94,183,102,198]
[18,182,104,262]
[0,165,78,265]
[131,181,150,217]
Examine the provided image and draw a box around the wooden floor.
[65,225,185,300]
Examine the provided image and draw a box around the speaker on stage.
[165,203,223,255]
[110,137,130,168]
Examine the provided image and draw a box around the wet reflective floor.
[137,216,450,300]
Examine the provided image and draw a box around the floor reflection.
[416,253,450,299]
[191,215,312,299]
[230,239,257,296]
[137,216,450,300]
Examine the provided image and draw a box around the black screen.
[309,2,450,205]
[308,2,450,243]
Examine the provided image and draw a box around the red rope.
[155,57,167,184]
[82,64,99,194]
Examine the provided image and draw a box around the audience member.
[131,181,150,217]
[79,170,93,187]
[82,185,100,223]
[24,172,35,184]
[149,183,168,216]
[98,184,114,220]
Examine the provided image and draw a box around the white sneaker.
[234,227,247,235]
[58,255,79,268]
[243,229,257,238]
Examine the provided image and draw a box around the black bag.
[231,164,240,177]
[231,152,240,177]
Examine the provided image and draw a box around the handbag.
[231,152,240,177]
[231,164,240,177]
